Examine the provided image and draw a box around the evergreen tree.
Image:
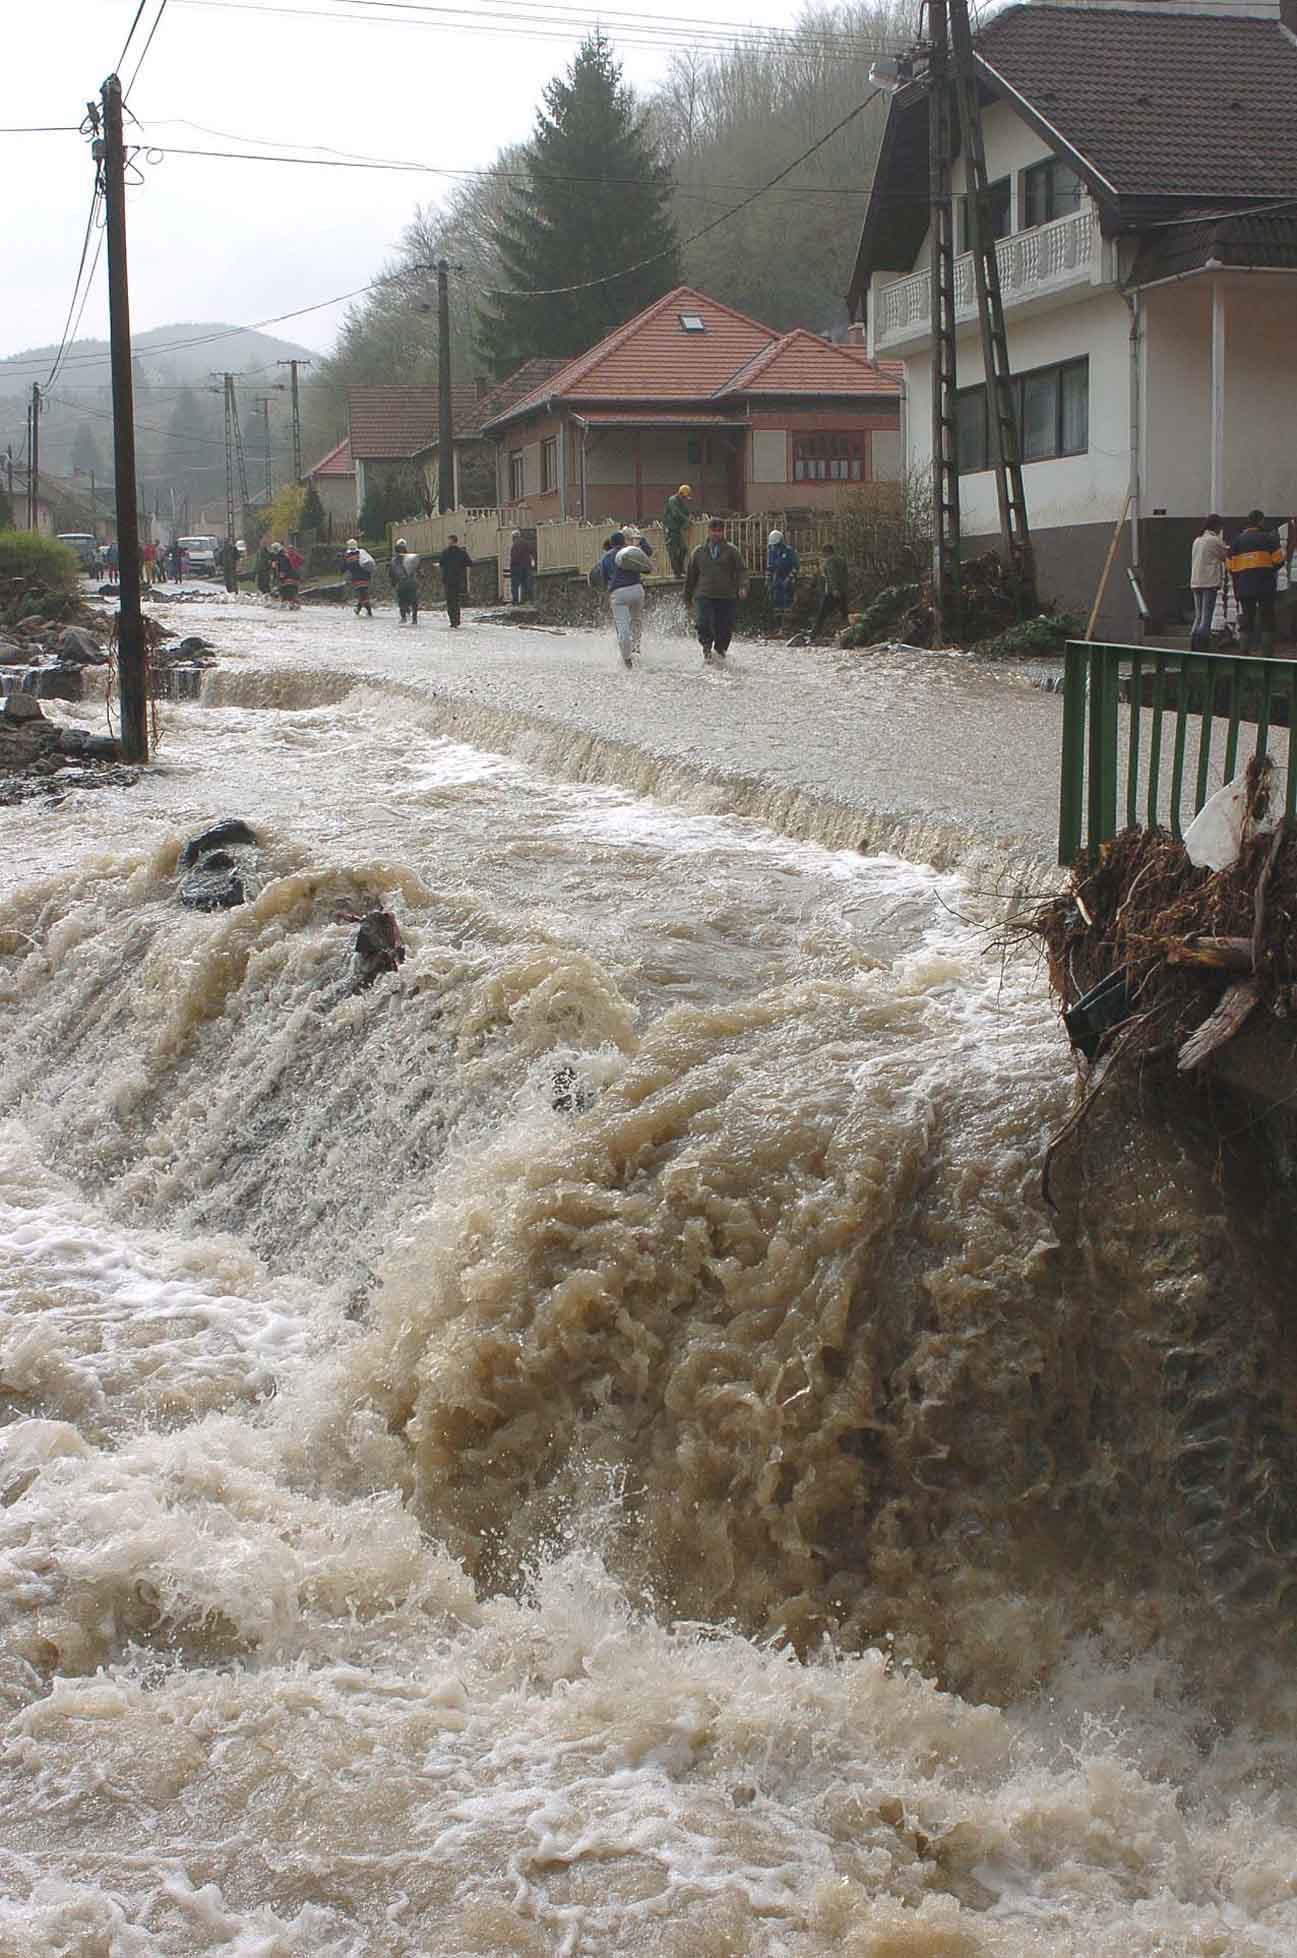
[480,33,678,377]
[71,421,105,482]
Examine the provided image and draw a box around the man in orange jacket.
[1227,509,1284,656]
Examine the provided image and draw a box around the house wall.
[744,401,902,509]
[312,475,356,533]
[1212,279,1295,515]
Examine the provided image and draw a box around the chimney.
[846,320,867,347]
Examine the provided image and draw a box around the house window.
[955,357,1088,473]
[1022,158,1082,229]
[792,432,865,483]
[959,176,1011,252]
[509,450,525,501]
[679,313,706,332]
[541,436,558,493]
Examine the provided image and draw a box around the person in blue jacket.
[766,528,799,630]
[593,530,653,667]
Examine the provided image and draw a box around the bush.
[840,583,921,647]
[832,477,932,596]
[973,612,1084,659]
[0,531,79,595]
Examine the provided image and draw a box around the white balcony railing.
[875,206,1098,349]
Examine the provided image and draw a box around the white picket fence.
[390,505,530,564]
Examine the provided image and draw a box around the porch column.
[1210,278,1226,514]
[633,432,643,524]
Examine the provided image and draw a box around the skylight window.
[679,313,706,333]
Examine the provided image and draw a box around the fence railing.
[390,507,530,561]
[1058,641,1296,864]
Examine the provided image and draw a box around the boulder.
[14,617,46,634]
[351,910,406,992]
[0,641,25,665]
[178,634,214,654]
[1,692,44,725]
[58,626,107,666]
[180,866,245,912]
[57,727,119,761]
[30,665,83,702]
[181,817,258,867]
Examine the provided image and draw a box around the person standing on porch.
[1228,509,1284,656]
[684,518,747,665]
[663,484,692,577]
[437,535,472,627]
[508,530,535,605]
[1188,517,1229,650]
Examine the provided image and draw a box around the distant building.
[304,435,357,536]
[848,0,1297,637]
[480,284,904,522]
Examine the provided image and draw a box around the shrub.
[973,612,1084,659]
[0,530,79,595]
[840,583,921,647]
[832,476,932,596]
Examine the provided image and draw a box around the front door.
[725,434,744,514]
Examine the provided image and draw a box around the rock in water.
[31,665,83,702]
[1,693,44,725]
[181,818,258,867]
[352,910,406,992]
[58,627,107,666]
[178,635,214,654]
[180,866,246,912]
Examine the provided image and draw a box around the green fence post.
[1058,640,1088,864]
[1086,645,1119,856]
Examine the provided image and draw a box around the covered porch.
[570,411,747,524]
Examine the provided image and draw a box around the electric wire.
[115,0,153,71]
[44,184,106,390]
[125,0,171,100]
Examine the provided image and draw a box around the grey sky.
[3,0,807,365]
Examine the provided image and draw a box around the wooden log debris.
[1166,936,1255,973]
[1177,980,1261,1072]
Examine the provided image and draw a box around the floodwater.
[2,595,1296,1954]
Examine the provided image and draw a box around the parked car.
[179,534,219,578]
[57,533,99,575]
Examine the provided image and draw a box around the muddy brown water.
[1,619,1296,1953]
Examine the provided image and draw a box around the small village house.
[346,372,567,522]
[303,436,357,537]
[480,286,903,524]
[848,0,1297,640]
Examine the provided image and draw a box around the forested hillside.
[303,1,913,460]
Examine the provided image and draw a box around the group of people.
[342,536,473,625]
[589,492,854,670]
[1190,512,1289,655]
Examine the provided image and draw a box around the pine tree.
[71,421,105,482]
[480,33,679,378]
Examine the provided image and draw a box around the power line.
[45,185,105,390]
[115,0,153,69]
[308,0,899,53]
[0,125,83,134]
[125,0,172,100]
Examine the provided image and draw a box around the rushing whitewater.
[2,601,1296,1954]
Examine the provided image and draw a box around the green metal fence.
[1058,642,1297,864]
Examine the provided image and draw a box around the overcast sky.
[3,0,807,368]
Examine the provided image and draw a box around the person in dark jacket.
[255,543,273,594]
[270,541,302,609]
[1228,510,1284,655]
[343,538,375,616]
[389,538,420,623]
[662,484,692,577]
[508,530,535,605]
[220,538,240,594]
[437,535,472,627]
[811,547,850,641]
[595,529,653,667]
[683,519,747,664]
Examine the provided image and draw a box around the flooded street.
[3,596,1297,1953]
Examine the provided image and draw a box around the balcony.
[873,206,1101,355]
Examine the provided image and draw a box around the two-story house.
[849,0,1297,638]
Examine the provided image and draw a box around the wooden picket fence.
[389,506,530,563]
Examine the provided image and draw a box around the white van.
[57,533,99,574]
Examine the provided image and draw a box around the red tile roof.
[306,436,354,480]
[474,356,570,423]
[727,329,903,396]
[574,409,747,428]
[483,286,902,431]
[347,383,489,460]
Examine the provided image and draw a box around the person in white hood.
[343,538,376,617]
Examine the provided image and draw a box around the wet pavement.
[137,586,1067,885]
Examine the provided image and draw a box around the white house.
[848,0,1297,640]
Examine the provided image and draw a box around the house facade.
[304,436,357,536]
[480,287,903,524]
[347,384,496,521]
[849,0,1297,639]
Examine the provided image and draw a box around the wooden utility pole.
[254,394,274,501]
[437,260,454,514]
[26,386,43,532]
[96,75,148,763]
[277,359,310,481]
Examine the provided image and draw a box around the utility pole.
[277,358,310,481]
[437,260,454,514]
[95,76,148,764]
[254,394,274,500]
[26,381,41,532]
[924,0,1036,639]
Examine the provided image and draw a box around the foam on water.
[3,647,1297,1951]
